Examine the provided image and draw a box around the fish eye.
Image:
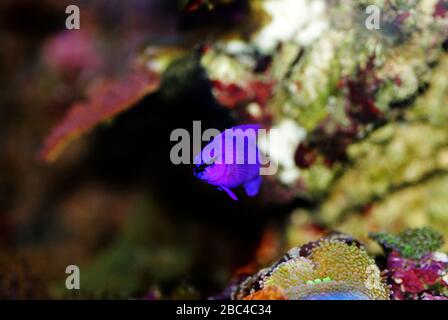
[205,156,217,166]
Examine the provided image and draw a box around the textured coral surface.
[237,234,390,300]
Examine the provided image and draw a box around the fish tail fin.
[243,176,262,197]
[218,186,239,201]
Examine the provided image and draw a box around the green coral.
[306,277,332,285]
[370,227,444,259]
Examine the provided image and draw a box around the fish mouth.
[193,165,208,180]
[193,161,210,176]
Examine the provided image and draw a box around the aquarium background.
[0,0,448,300]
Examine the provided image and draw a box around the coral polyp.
[238,234,391,300]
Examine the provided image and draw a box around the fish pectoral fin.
[218,186,239,201]
[243,176,262,197]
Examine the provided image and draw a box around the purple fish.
[193,125,262,200]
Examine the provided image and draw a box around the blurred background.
[0,0,285,299]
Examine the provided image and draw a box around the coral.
[243,286,287,300]
[343,56,383,125]
[234,234,390,300]
[371,227,444,259]
[39,69,160,162]
[387,251,448,299]
[434,0,448,18]
[369,228,448,300]
[421,293,448,300]
[41,30,103,80]
[239,229,448,300]
[285,54,448,250]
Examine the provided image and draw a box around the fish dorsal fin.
[243,176,262,197]
[218,186,239,201]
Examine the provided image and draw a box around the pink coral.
[388,251,448,299]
